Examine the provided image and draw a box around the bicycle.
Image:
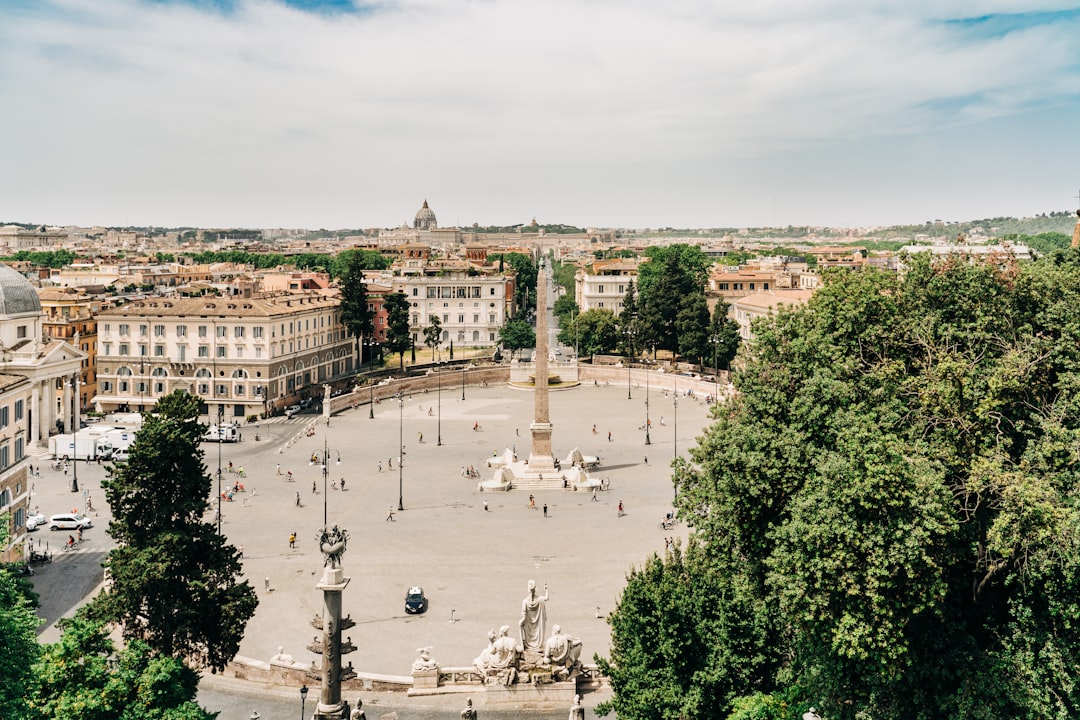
[659,519,674,531]
[62,541,81,552]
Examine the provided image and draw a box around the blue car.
[405,586,427,614]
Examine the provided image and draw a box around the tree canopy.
[490,253,537,315]
[383,291,412,370]
[88,391,257,672]
[603,251,1080,719]
[562,308,619,357]
[498,317,536,359]
[338,251,374,365]
[0,521,41,719]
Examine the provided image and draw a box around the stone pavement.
[30,381,714,697]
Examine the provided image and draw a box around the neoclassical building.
[0,265,87,445]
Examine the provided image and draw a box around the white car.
[48,513,93,531]
[284,404,302,418]
[25,511,46,531]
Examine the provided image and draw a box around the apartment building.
[38,287,110,408]
[94,292,355,418]
[574,260,640,315]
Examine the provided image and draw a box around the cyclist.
[67,534,76,549]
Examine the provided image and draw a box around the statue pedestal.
[412,668,440,689]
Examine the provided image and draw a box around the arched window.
[116,367,133,376]
[152,367,168,377]
[196,368,212,378]
[232,369,249,379]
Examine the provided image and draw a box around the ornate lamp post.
[397,392,405,511]
[645,357,651,445]
[461,362,466,401]
[309,437,341,528]
[626,328,635,400]
[70,376,79,493]
[673,378,679,500]
[437,361,443,446]
[299,684,308,720]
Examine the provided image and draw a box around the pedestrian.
[287,470,293,482]
[418,431,423,443]
[591,487,598,502]
[378,461,383,472]
[543,503,548,517]
[607,431,612,442]
[276,463,281,475]
[483,499,489,511]
[264,577,270,592]
[312,480,317,494]
[529,494,536,510]
[388,457,393,469]
[295,491,301,506]
[515,427,519,436]
[386,507,395,522]
[239,544,244,558]
[644,456,648,464]
[618,500,624,516]
[289,532,296,548]
[340,478,346,491]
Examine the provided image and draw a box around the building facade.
[94,292,356,418]
[387,269,515,348]
[574,260,640,316]
[0,374,34,563]
[38,287,108,408]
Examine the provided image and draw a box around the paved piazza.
[30,381,714,700]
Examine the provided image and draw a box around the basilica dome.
[0,264,42,318]
[414,199,438,230]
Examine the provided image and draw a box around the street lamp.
[673,378,679,500]
[645,359,651,445]
[309,436,341,528]
[299,684,308,720]
[216,404,224,533]
[461,362,466,401]
[711,332,719,378]
[437,361,442,446]
[70,376,79,493]
[397,392,405,511]
[626,328,635,400]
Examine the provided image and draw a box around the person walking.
[386,507,395,522]
[529,494,536,510]
[295,491,301,506]
[483,499,489,512]
[276,463,281,475]
[607,431,612,442]
[340,478,346,491]
[378,460,382,472]
[543,503,548,518]
[289,531,297,548]
[591,487,598,502]
[617,500,624,516]
[388,457,393,469]
[312,480,317,494]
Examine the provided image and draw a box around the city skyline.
[1,1,1078,230]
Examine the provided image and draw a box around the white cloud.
[0,0,1078,228]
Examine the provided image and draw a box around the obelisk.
[314,527,351,720]
[528,257,556,471]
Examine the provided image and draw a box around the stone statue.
[318,524,348,567]
[569,694,585,720]
[474,626,519,685]
[802,708,821,720]
[461,697,477,720]
[350,699,366,720]
[519,579,549,651]
[543,624,582,676]
[411,646,438,672]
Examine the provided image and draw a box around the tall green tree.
[26,616,213,720]
[559,308,619,357]
[675,290,711,364]
[423,315,443,360]
[0,520,41,719]
[553,294,579,325]
[383,291,412,371]
[86,391,257,672]
[498,317,536,360]
[491,253,538,314]
[338,253,374,369]
[606,251,1080,719]
[708,300,740,372]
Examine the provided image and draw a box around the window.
[139,345,148,356]
[102,380,113,392]
[154,324,165,336]
[458,314,464,323]
[0,406,8,428]
[198,383,209,394]
[235,385,245,396]
[217,346,226,358]
[198,325,207,338]
[178,346,186,361]
[103,343,112,355]
[119,381,129,392]
[490,288,495,295]
[255,347,263,359]
[253,326,264,338]
[140,324,148,337]
[216,384,228,396]
[119,344,129,356]
[198,346,209,358]
[14,400,23,421]
[136,381,147,394]
[15,437,24,461]
[473,314,479,323]
[16,325,26,339]
[217,326,227,338]
[236,347,244,359]
[154,345,165,356]
[598,285,604,293]
[412,288,418,296]
[0,444,8,469]
[103,323,110,333]
[154,382,165,393]
[234,326,245,338]
[119,324,129,336]
[177,325,187,337]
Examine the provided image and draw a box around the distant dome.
[414,199,438,230]
[0,264,41,318]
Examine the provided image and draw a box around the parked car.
[25,511,46,531]
[48,513,93,531]
[285,404,302,418]
[405,586,428,614]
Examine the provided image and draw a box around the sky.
[1,0,1079,231]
